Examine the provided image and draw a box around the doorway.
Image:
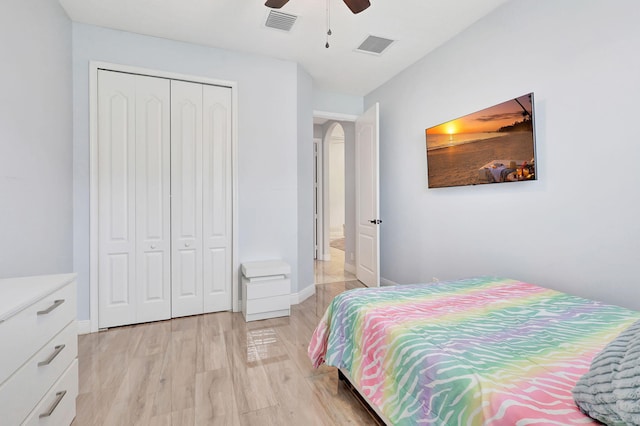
[313,104,380,288]
[314,121,356,285]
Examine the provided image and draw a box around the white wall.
[297,65,315,296]
[366,0,640,310]
[313,89,363,116]
[72,24,304,320]
[0,0,73,277]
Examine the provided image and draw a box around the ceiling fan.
[265,0,371,14]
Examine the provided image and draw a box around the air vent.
[265,10,297,32]
[356,35,395,55]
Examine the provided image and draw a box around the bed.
[308,277,640,425]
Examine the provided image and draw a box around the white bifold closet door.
[171,81,232,317]
[98,70,171,328]
[170,80,203,318]
[98,72,232,328]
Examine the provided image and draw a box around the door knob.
[150,245,156,249]
[185,242,191,247]
[369,219,382,224]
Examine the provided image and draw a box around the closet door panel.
[106,254,130,304]
[202,85,233,312]
[135,75,171,323]
[171,80,204,318]
[177,250,197,295]
[98,70,137,328]
[207,248,228,296]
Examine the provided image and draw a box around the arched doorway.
[314,122,356,284]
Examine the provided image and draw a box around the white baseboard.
[344,262,356,274]
[290,283,316,305]
[380,277,398,287]
[77,320,91,335]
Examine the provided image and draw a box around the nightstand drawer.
[0,321,77,425]
[245,294,290,315]
[245,278,290,300]
[0,282,76,386]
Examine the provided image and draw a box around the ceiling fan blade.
[343,0,371,14]
[265,0,290,9]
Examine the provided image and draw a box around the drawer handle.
[37,299,65,315]
[38,344,66,367]
[39,390,67,418]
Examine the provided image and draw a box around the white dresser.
[0,274,78,425]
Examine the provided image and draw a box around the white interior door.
[98,71,171,328]
[202,84,232,312]
[355,103,380,287]
[171,80,204,318]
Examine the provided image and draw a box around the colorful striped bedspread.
[308,277,640,425]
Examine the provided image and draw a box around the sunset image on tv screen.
[425,93,536,188]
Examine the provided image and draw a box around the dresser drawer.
[0,282,76,386]
[0,321,77,425]
[22,359,78,426]
[244,278,290,300]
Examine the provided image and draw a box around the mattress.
[308,277,640,425]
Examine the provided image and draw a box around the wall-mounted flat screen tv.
[425,93,536,188]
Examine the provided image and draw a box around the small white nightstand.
[241,260,291,322]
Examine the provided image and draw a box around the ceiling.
[58,0,509,96]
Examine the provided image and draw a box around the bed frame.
[338,368,390,425]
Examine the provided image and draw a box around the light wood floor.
[314,247,356,285]
[73,280,374,425]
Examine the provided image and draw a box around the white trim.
[290,283,316,305]
[231,76,240,313]
[313,110,358,122]
[90,61,238,88]
[77,320,91,335]
[88,61,240,332]
[89,64,99,333]
[380,277,398,287]
[344,262,356,274]
[322,127,331,262]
